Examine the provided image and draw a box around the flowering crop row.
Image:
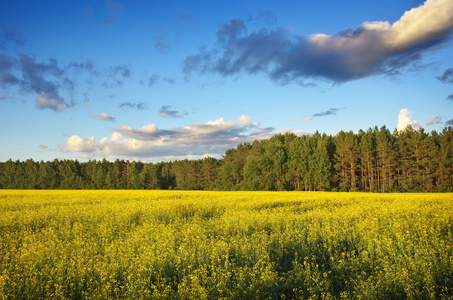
[1,190,452,299]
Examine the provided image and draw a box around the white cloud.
[60,115,309,161]
[62,135,97,152]
[91,112,116,122]
[308,0,453,79]
[397,108,420,131]
[39,144,48,150]
[185,0,453,84]
[390,0,453,50]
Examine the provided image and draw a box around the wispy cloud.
[103,64,132,88]
[103,0,122,26]
[183,0,453,85]
[19,54,74,112]
[39,143,48,150]
[247,10,278,26]
[437,68,453,101]
[105,0,122,14]
[91,112,116,122]
[60,115,302,161]
[0,24,26,49]
[119,101,147,110]
[177,10,193,31]
[0,92,9,100]
[1,48,136,112]
[437,68,453,84]
[163,77,176,84]
[424,115,442,127]
[158,105,184,118]
[303,107,344,121]
[0,53,19,86]
[148,74,159,86]
[153,35,170,53]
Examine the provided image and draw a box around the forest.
[1,125,452,192]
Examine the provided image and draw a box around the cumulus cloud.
[183,0,453,85]
[39,143,48,150]
[63,135,97,152]
[397,108,420,131]
[446,118,453,125]
[91,112,116,122]
[60,115,301,161]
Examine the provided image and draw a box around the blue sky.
[1,0,452,162]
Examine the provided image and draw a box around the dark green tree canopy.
[1,126,452,192]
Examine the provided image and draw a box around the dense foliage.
[1,125,452,192]
[1,190,452,299]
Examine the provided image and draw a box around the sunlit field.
[1,190,452,299]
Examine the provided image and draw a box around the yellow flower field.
[0,190,452,299]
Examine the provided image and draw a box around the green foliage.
[1,126,453,192]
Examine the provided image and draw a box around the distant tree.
[313,133,332,191]
[214,143,252,191]
[200,157,221,190]
[37,160,59,189]
[437,127,453,191]
[358,128,376,192]
[58,160,83,189]
[334,131,359,191]
[160,161,176,190]
[0,159,17,188]
[287,136,309,191]
[375,126,395,192]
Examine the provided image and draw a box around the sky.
[1,0,453,163]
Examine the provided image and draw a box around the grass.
[0,190,452,299]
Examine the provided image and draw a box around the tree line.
[1,125,452,192]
